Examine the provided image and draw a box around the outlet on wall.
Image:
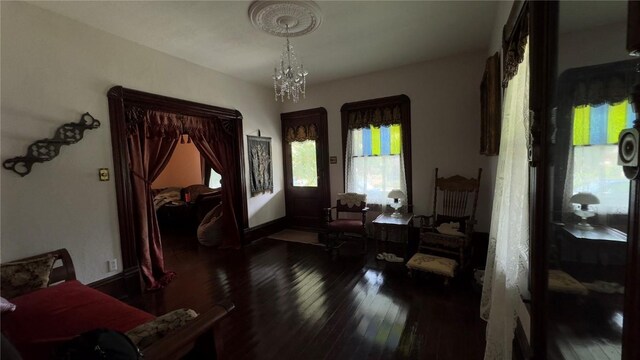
[108,259,118,272]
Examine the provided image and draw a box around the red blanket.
[1,280,154,359]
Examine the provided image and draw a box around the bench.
[0,249,234,359]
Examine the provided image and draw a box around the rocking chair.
[410,168,482,279]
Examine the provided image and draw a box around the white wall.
[0,1,284,283]
[152,142,203,190]
[282,51,494,232]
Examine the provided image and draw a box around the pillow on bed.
[1,254,55,299]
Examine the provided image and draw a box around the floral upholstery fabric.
[126,308,198,349]
[0,296,16,312]
[406,253,458,278]
[548,270,588,295]
[1,255,55,299]
[337,193,367,208]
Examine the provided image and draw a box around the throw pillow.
[436,215,470,234]
[0,297,16,312]
[126,308,198,349]
[1,255,55,299]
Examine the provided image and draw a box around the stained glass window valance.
[558,59,639,109]
[350,124,402,156]
[347,106,402,130]
[573,100,636,146]
[285,123,318,143]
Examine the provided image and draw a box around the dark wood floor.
[548,291,623,359]
[134,228,486,360]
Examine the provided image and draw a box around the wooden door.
[281,108,330,230]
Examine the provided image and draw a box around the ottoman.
[406,253,458,284]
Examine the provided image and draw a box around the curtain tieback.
[129,164,151,185]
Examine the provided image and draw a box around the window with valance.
[341,95,411,206]
[558,59,639,215]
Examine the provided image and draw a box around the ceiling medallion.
[249,1,322,103]
[249,1,322,38]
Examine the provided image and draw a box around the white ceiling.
[31,1,500,88]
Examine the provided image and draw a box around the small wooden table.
[373,213,413,261]
[556,223,627,281]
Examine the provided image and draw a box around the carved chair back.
[336,193,368,218]
[431,168,482,227]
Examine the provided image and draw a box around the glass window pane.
[573,145,629,215]
[291,140,318,187]
[209,169,222,188]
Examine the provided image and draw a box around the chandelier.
[248,0,322,103]
[273,25,308,103]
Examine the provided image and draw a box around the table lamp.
[570,192,600,230]
[387,189,406,217]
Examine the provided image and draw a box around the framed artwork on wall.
[247,135,273,196]
[480,52,502,156]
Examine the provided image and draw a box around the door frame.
[107,86,249,295]
[281,107,331,230]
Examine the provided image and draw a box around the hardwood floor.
[133,229,487,359]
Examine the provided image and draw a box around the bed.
[0,249,233,359]
[154,185,223,228]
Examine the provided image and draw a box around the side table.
[373,213,413,261]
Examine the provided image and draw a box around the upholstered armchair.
[324,193,369,256]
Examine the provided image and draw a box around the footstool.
[548,269,588,295]
[406,253,458,284]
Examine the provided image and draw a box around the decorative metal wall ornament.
[247,135,273,196]
[3,113,100,177]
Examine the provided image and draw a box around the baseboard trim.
[89,266,141,300]
[243,217,286,243]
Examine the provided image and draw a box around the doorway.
[107,86,248,294]
[281,108,330,230]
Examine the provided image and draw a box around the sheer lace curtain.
[344,128,407,205]
[481,41,530,360]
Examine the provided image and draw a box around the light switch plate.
[99,168,109,181]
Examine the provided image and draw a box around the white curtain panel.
[481,41,530,360]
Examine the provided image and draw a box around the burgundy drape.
[190,122,242,248]
[127,112,179,290]
[126,108,242,290]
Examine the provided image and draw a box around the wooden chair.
[324,193,369,256]
[411,168,482,277]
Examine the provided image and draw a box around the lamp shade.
[387,189,406,200]
[569,192,600,205]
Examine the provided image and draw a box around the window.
[572,100,635,214]
[208,169,222,188]
[291,140,318,187]
[346,125,403,204]
[341,95,411,206]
